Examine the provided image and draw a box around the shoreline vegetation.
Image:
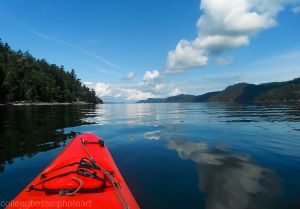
[0,101,98,106]
[0,39,102,104]
[138,77,300,103]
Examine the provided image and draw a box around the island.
[138,78,300,103]
[0,39,102,104]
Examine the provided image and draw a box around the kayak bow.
[6,133,140,209]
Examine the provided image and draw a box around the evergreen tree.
[0,39,102,104]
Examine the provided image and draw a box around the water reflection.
[143,131,161,140]
[167,138,280,209]
[1,103,299,209]
[82,103,300,128]
[217,103,300,123]
[0,105,95,172]
[84,103,187,126]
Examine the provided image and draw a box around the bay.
[0,103,300,209]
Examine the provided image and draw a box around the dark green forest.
[0,39,102,104]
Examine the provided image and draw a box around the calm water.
[0,103,300,209]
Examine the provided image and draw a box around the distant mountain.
[137,78,300,103]
[138,98,164,103]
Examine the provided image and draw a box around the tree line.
[0,39,102,104]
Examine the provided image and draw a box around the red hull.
[6,133,140,209]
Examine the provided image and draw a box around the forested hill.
[138,78,300,103]
[0,39,102,104]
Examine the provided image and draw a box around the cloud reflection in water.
[143,131,161,140]
[167,138,280,209]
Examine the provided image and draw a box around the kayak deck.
[6,133,140,209]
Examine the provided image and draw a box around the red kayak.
[6,133,140,209]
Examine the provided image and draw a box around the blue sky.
[1,0,300,102]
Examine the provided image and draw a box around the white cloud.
[86,82,157,101]
[166,40,208,73]
[124,71,135,80]
[216,56,234,66]
[94,83,112,97]
[88,79,229,101]
[165,0,298,73]
[143,70,160,82]
[155,84,166,91]
[84,50,300,102]
[170,88,184,96]
[120,89,156,100]
[83,81,94,85]
[193,35,249,54]
[197,0,278,36]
